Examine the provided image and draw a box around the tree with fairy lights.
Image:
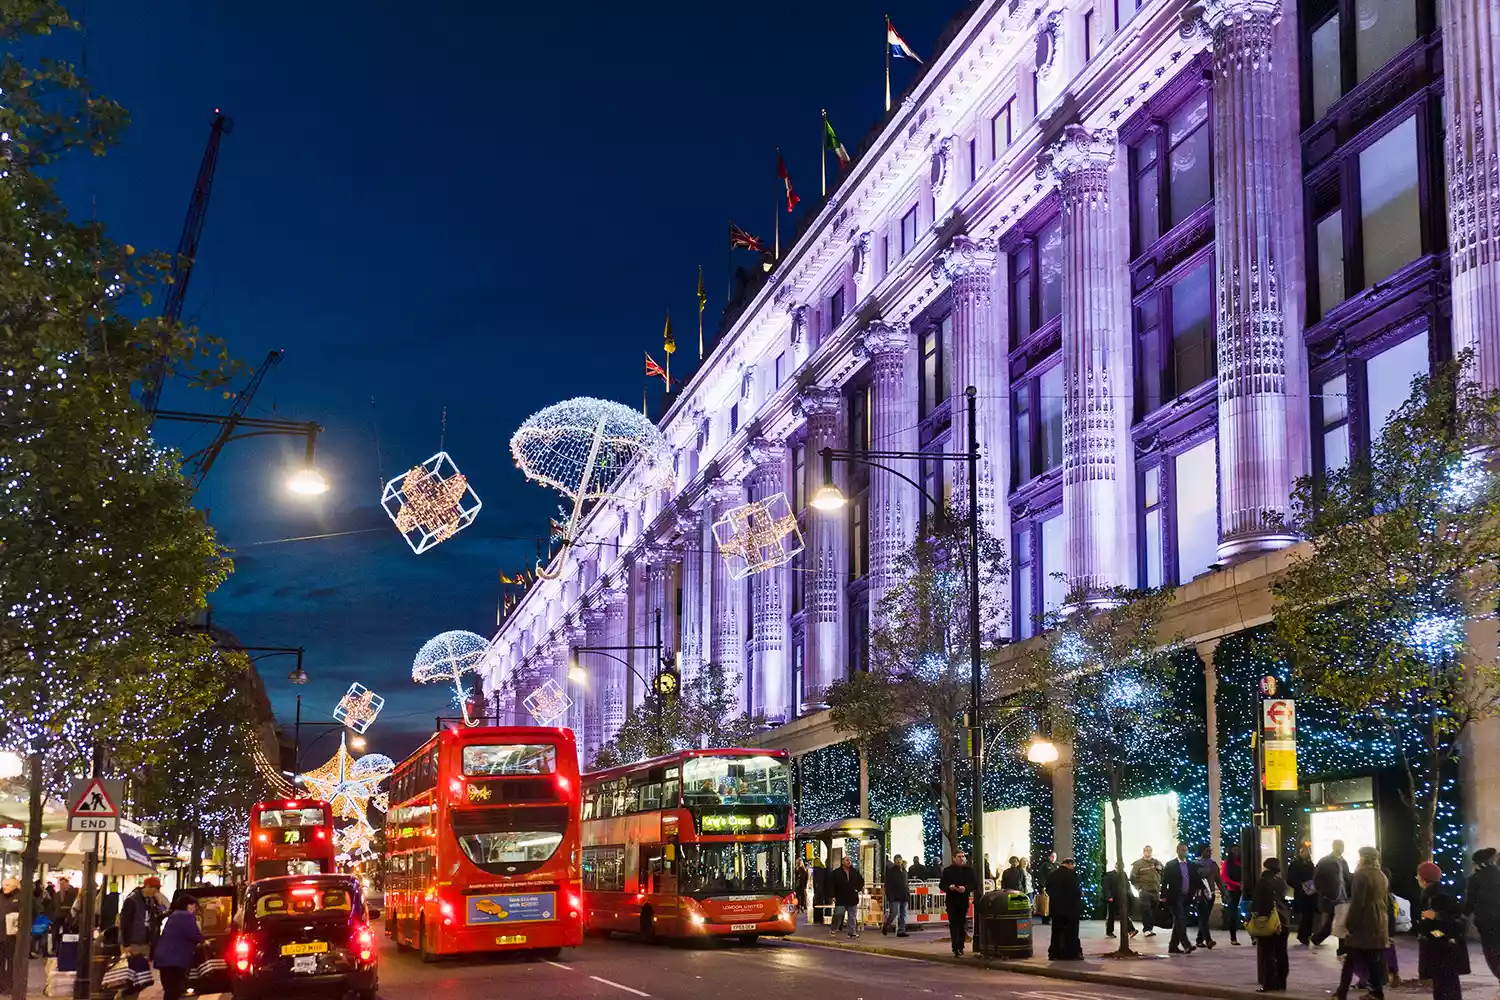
[0,6,238,990]
[1027,583,1177,958]
[1271,353,1500,864]
[591,662,767,768]
[828,510,1008,857]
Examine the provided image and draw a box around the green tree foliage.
[1270,354,1500,862]
[591,662,767,768]
[1026,583,1177,957]
[0,5,240,987]
[829,510,1007,857]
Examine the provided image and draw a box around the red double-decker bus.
[248,799,336,880]
[382,724,582,959]
[581,748,796,943]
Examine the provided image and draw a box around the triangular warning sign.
[71,778,118,817]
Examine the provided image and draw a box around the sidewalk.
[789,919,1500,1000]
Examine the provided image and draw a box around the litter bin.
[976,890,1032,959]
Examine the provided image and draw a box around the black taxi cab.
[232,875,377,1000]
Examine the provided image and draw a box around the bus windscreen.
[462,744,557,775]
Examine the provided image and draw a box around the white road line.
[590,975,652,997]
[544,959,573,970]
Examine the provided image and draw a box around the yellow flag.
[697,266,706,314]
[663,310,675,355]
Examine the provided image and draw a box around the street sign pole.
[73,748,105,1000]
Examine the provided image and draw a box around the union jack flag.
[645,351,670,387]
[729,222,764,252]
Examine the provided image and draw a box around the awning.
[38,830,156,876]
[795,817,884,840]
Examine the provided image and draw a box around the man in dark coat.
[1032,851,1057,925]
[1463,846,1500,980]
[939,850,980,958]
[0,877,21,996]
[1161,842,1197,954]
[1000,856,1026,892]
[1045,858,1084,960]
[1194,846,1226,949]
[1287,842,1318,945]
[826,856,864,938]
[883,855,910,936]
[1311,839,1351,947]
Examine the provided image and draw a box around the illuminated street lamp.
[1026,737,1060,765]
[0,752,22,780]
[287,465,330,496]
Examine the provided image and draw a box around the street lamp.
[0,752,22,780]
[567,609,677,748]
[157,408,328,499]
[1026,737,1060,765]
[817,385,989,910]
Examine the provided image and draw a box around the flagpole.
[821,109,827,197]
[775,193,780,260]
[698,265,705,360]
[885,14,892,113]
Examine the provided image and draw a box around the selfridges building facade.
[486,0,1500,871]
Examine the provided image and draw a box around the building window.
[791,442,806,512]
[1014,525,1035,639]
[1141,466,1165,588]
[729,404,739,435]
[919,453,942,523]
[1032,72,1041,117]
[849,383,871,455]
[1012,360,1064,486]
[992,100,1014,160]
[830,286,846,328]
[1303,0,1421,122]
[1315,331,1431,479]
[968,137,977,186]
[1009,214,1063,345]
[775,352,786,388]
[900,205,920,255]
[850,494,869,580]
[1135,256,1216,417]
[1040,513,1067,613]
[920,318,949,417]
[1084,8,1099,60]
[1173,437,1219,583]
[790,550,805,615]
[847,384,872,582]
[1318,372,1350,473]
[848,602,869,672]
[1314,209,1346,316]
[1359,116,1422,288]
[1130,91,1212,255]
[1365,330,1428,441]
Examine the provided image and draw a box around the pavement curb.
[785,933,1334,1000]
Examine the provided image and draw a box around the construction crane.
[174,349,284,492]
[142,111,234,417]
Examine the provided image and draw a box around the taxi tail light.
[356,925,374,962]
[233,935,251,972]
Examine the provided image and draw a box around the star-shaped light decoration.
[298,735,395,823]
[332,683,385,734]
[381,451,482,554]
[713,492,804,580]
[523,678,573,727]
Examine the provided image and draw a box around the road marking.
[590,975,651,997]
[544,960,573,970]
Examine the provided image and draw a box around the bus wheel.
[535,947,563,960]
[418,921,436,964]
[737,935,761,946]
[639,908,657,944]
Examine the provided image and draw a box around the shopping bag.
[1393,894,1412,934]
[1330,902,1350,939]
[100,960,134,990]
[1036,890,1050,917]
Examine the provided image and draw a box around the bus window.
[462,744,555,776]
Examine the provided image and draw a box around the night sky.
[55,1,961,762]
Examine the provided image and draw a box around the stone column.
[797,386,845,709]
[858,320,916,616]
[1462,617,1500,861]
[1205,0,1298,560]
[647,552,669,672]
[1051,125,1130,592]
[1051,744,1076,862]
[580,606,608,764]
[1443,0,1500,387]
[706,478,745,708]
[933,235,1005,539]
[677,508,706,685]
[598,589,629,748]
[746,439,790,722]
[1197,638,1223,861]
[563,618,588,754]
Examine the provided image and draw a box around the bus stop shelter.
[795,817,886,928]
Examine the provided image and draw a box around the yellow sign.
[280,941,330,956]
[466,783,492,803]
[701,812,779,833]
[495,934,527,945]
[1263,739,1299,791]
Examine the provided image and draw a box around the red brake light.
[449,779,463,797]
[314,828,327,840]
[556,774,572,794]
[292,888,318,897]
[356,925,374,962]
[233,935,251,972]
[256,833,268,843]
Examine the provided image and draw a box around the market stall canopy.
[38,830,155,876]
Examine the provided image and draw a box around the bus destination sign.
[695,807,788,835]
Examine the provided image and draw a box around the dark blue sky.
[60,0,959,761]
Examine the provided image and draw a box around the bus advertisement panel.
[248,799,335,881]
[581,749,795,943]
[382,725,582,959]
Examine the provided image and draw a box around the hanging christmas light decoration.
[523,677,574,727]
[298,735,395,823]
[335,815,378,859]
[381,451,482,554]
[413,630,491,727]
[510,397,674,579]
[332,683,385,734]
[712,492,804,580]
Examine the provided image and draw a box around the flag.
[663,311,675,355]
[697,266,706,314]
[888,17,922,61]
[645,351,669,386]
[729,221,764,252]
[500,571,520,585]
[777,150,800,212]
[824,114,851,170]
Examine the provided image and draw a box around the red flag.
[645,351,670,387]
[778,151,800,212]
[729,221,764,252]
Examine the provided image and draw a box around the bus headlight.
[690,913,705,927]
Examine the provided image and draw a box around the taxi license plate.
[280,941,329,956]
[292,955,318,975]
[730,923,758,932]
[495,934,527,945]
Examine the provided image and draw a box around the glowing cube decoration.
[523,678,574,727]
[332,683,385,734]
[381,451,482,554]
[712,492,805,580]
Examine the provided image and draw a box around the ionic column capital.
[1047,126,1118,208]
[795,385,843,419]
[1202,0,1282,69]
[856,319,912,360]
[932,234,998,286]
[745,437,786,472]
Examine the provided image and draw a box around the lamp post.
[567,608,677,750]
[154,409,329,496]
[812,386,990,902]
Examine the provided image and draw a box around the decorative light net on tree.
[413,630,491,727]
[332,683,385,734]
[712,492,804,580]
[381,451,482,554]
[523,677,573,727]
[510,397,674,577]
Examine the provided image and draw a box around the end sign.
[67,778,124,833]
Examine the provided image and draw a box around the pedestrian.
[795,859,810,914]
[812,861,828,924]
[1416,862,1470,1000]
[1131,845,1165,937]
[1001,856,1025,892]
[153,895,203,1000]
[1287,842,1318,945]
[1162,842,1197,954]
[883,854,910,936]
[1033,851,1057,926]
[1105,865,1137,939]
[827,856,864,938]
[0,876,21,997]
[1021,856,1034,897]
[909,856,926,881]
[1312,839,1352,948]
[1046,858,1084,961]
[1195,845,1225,949]
[1249,856,1291,992]
[53,874,77,956]
[119,876,167,996]
[1462,847,1500,982]
[1223,844,1245,946]
[1333,847,1390,1000]
[939,849,979,958]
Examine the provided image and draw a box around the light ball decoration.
[510,397,674,578]
[712,492,804,580]
[298,736,395,823]
[413,630,491,727]
[523,678,574,727]
[381,451,482,554]
[333,683,385,735]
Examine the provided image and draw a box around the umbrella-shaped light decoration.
[298,735,395,823]
[510,397,674,579]
[413,630,491,727]
[381,451,482,554]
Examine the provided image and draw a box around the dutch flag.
[888,19,922,62]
